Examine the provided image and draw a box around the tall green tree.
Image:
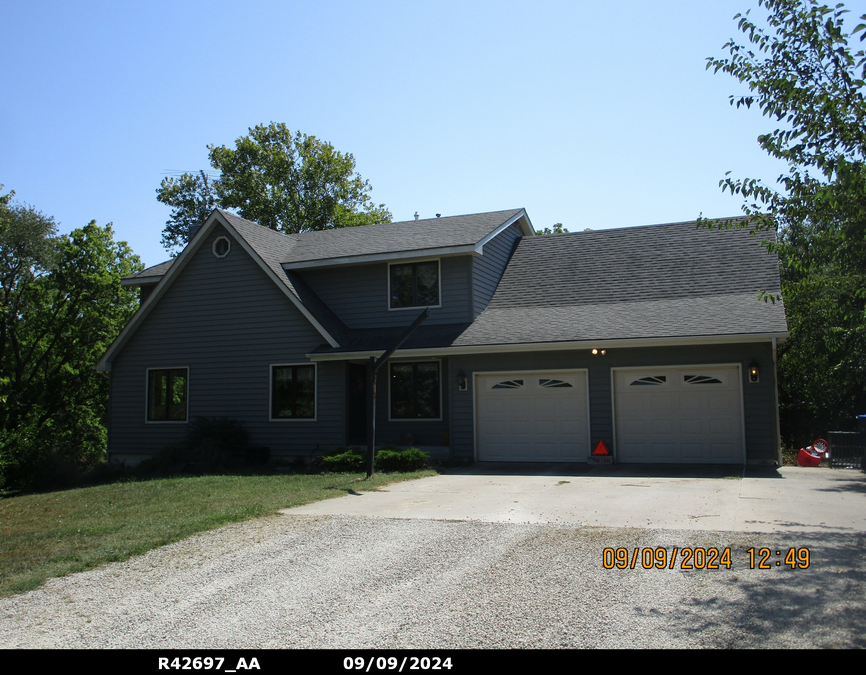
[157,123,391,255]
[706,0,866,441]
[0,193,142,492]
[156,170,218,253]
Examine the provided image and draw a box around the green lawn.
[0,470,436,598]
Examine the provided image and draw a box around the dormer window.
[389,260,440,309]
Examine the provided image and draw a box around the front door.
[348,363,367,443]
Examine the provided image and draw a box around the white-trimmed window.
[147,368,188,422]
[271,364,316,420]
[390,361,441,419]
[389,260,440,309]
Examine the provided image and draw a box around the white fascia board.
[282,244,478,270]
[306,332,788,362]
[95,213,220,371]
[475,210,531,253]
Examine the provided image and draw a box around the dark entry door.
[348,363,367,444]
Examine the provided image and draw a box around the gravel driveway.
[2,509,864,649]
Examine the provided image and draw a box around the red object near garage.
[797,448,822,467]
[797,439,829,467]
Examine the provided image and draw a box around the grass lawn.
[0,470,436,598]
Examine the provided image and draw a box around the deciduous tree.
[0,193,142,492]
[705,0,866,441]
[157,123,391,254]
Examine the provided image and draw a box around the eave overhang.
[281,209,534,271]
[306,331,789,362]
[120,276,162,287]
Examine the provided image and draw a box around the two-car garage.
[473,365,746,464]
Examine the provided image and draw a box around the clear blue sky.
[2,0,801,267]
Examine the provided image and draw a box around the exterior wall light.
[748,361,760,383]
[591,349,607,356]
[457,370,467,391]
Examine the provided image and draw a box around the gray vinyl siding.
[472,223,523,317]
[448,342,777,463]
[108,225,344,460]
[299,257,473,329]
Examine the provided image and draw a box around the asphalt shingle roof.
[454,219,787,346]
[278,209,525,265]
[121,209,526,347]
[121,212,787,354]
[126,259,174,280]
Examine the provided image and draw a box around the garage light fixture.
[748,361,760,383]
[591,348,607,356]
[457,370,467,391]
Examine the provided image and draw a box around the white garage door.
[476,371,589,461]
[614,366,744,464]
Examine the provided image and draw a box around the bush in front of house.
[142,417,250,473]
[321,447,365,472]
[319,446,429,473]
[375,447,429,472]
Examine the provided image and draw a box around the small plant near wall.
[375,447,429,472]
[321,448,365,472]
[320,446,429,473]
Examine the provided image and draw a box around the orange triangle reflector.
[592,440,609,456]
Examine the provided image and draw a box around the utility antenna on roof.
[414,212,419,220]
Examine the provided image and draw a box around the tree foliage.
[157,123,391,255]
[0,191,142,492]
[156,170,218,253]
[536,222,570,235]
[706,0,866,442]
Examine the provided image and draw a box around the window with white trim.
[271,365,316,419]
[389,261,439,309]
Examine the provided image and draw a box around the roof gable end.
[97,210,341,370]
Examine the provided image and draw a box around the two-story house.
[97,208,788,465]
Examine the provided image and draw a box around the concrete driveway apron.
[287,464,866,533]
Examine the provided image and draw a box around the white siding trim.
[282,245,478,270]
[474,210,531,252]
